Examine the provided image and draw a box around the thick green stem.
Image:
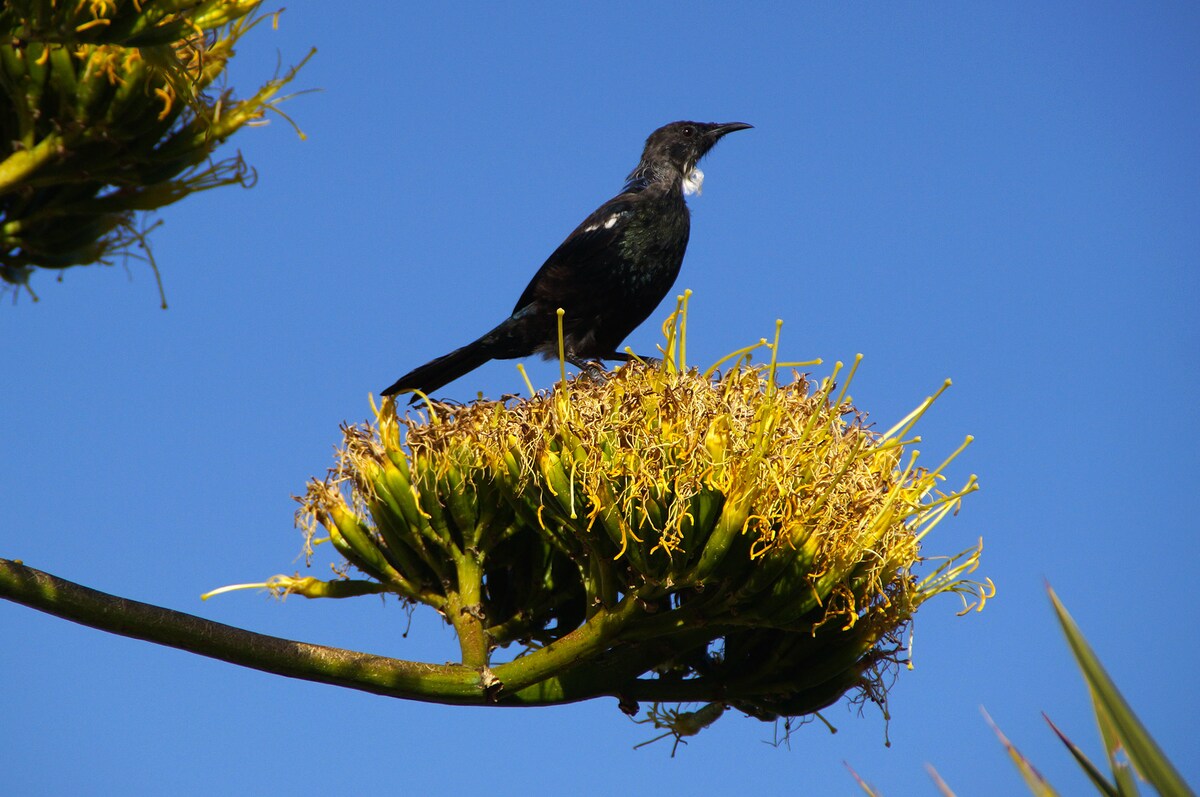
[448,553,488,668]
[0,559,499,705]
[492,594,644,693]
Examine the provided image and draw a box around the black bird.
[382,120,752,399]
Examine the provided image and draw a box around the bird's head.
[637,121,753,190]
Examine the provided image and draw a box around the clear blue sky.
[4,4,1198,794]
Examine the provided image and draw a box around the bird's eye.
[682,126,695,137]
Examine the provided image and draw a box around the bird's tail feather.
[381,336,497,399]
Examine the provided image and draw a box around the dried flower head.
[276,298,991,731]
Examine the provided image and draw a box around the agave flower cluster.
[281,305,989,735]
[0,0,310,294]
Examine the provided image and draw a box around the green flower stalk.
[270,297,991,737]
[0,0,312,298]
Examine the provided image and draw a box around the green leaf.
[1043,713,1120,797]
[1049,587,1195,797]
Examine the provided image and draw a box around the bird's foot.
[608,351,661,367]
[567,355,610,376]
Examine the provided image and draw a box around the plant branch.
[0,558,547,706]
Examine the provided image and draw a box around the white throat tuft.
[682,167,704,196]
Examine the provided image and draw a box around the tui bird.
[382,120,752,400]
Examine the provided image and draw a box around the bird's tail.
[381,335,498,399]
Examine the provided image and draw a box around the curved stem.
[491,594,645,693]
[0,559,494,705]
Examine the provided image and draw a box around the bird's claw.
[567,356,610,376]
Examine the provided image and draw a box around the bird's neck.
[622,160,687,195]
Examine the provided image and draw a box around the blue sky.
[3,3,1198,794]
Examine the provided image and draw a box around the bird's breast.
[617,197,691,270]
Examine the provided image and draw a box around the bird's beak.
[707,122,753,139]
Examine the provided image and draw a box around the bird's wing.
[512,194,637,313]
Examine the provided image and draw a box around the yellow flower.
[282,300,992,730]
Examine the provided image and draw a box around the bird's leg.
[605,351,662,366]
[566,354,609,376]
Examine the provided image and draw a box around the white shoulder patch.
[585,212,623,233]
[682,167,704,196]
